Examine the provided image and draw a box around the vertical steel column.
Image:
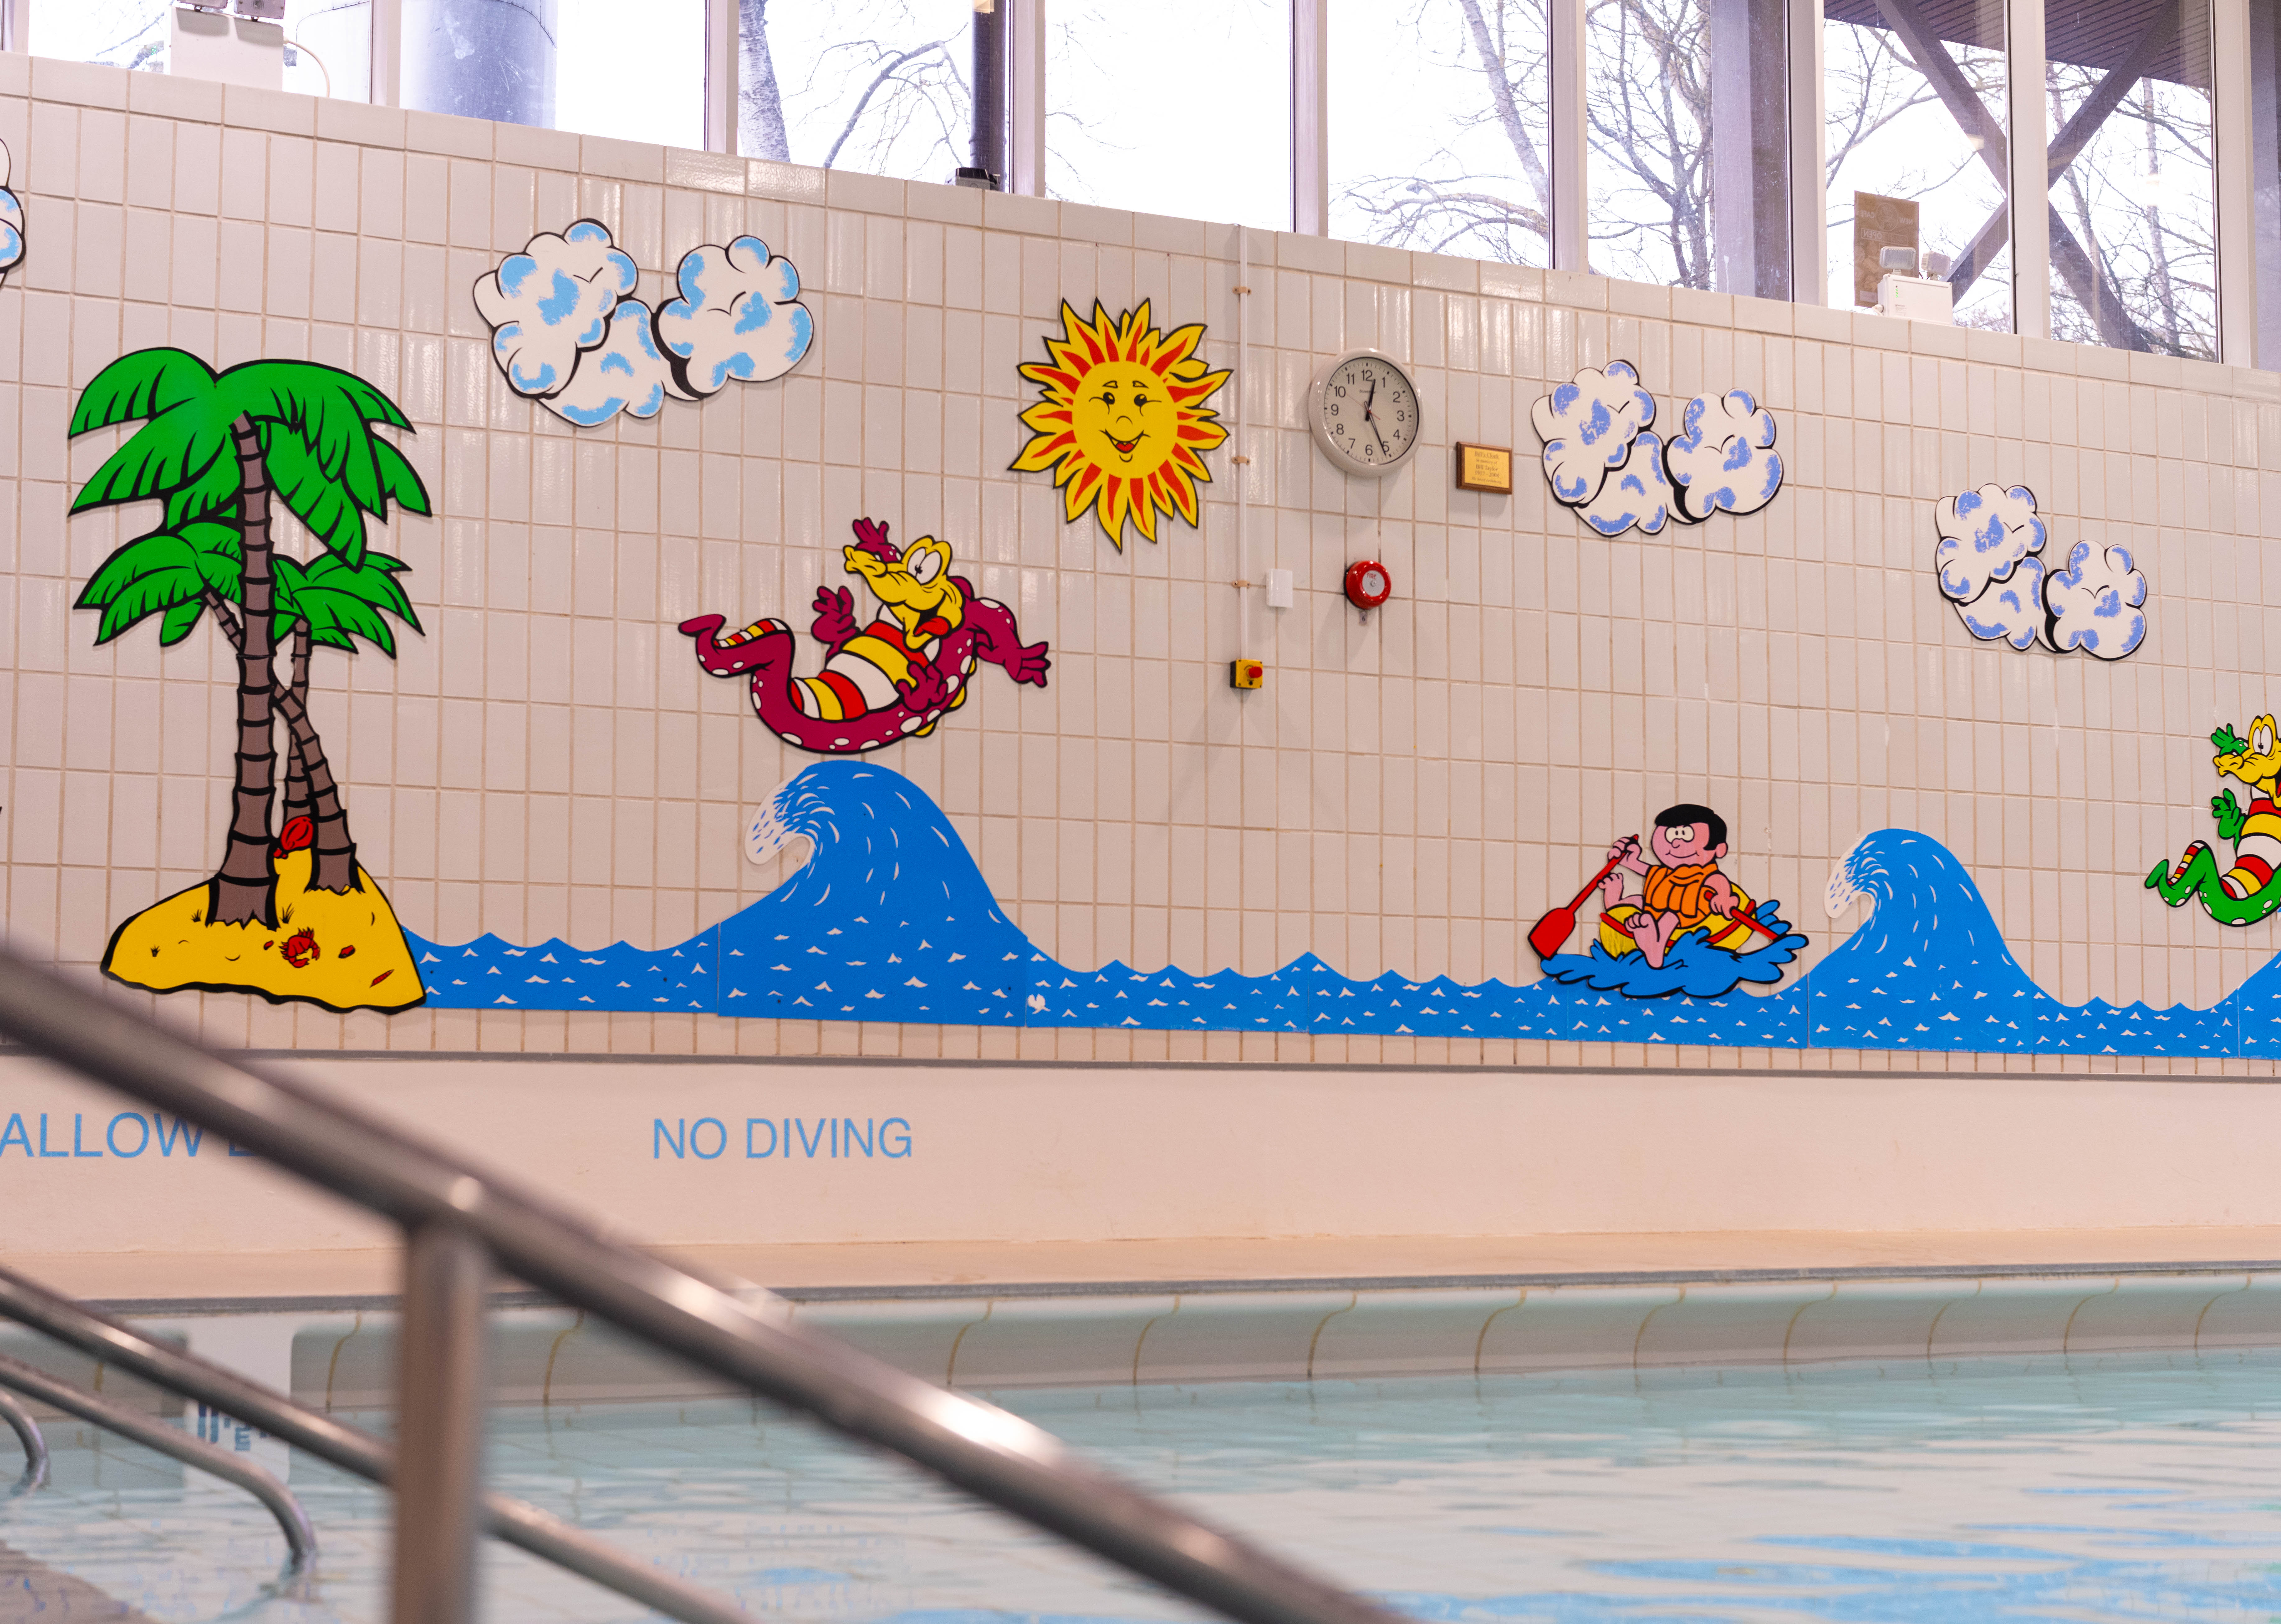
[1007,0,1046,196]
[1549,0,1591,272]
[1291,0,1330,235]
[389,1222,491,1624]
[2007,0,2051,338]
[973,0,1006,183]
[704,0,738,155]
[2215,0,2258,362]
[1789,0,1829,303]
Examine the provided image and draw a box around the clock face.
[1314,352,1421,476]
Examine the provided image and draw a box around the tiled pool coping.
[11,1265,2281,1417]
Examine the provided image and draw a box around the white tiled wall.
[4,53,2278,1074]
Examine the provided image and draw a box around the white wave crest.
[1824,835,1872,919]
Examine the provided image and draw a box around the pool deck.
[19,1226,2281,1311]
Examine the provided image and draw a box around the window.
[2044,0,2215,358]
[1048,0,1288,230]
[31,0,167,71]
[2255,0,2281,365]
[1587,0,1790,295]
[1824,0,2011,329]
[1329,0,1552,266]
[401,0,705,149]
[738,0,974,180]
[284,0,373,101]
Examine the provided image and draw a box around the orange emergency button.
[1229,658,1265,689]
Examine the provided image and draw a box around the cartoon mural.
[473,220,813,428]
[1530,363,1783,537]
[405,759,2267,1056]
[0,139,25,287]
[681,518,1049,754]
[2149,719,2281,926]
[1933,484,2149,659]
[69,350,431,1012]
[1010,300,1231,550]
[1527,803,1807,998]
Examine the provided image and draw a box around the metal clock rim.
[1308,349,1421,479]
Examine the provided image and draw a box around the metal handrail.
[0,1264,749,1624]
[0,1210,780,1621]
[0,1351,313,1570]
[0,947,1404,1624]
[0,1389,46,1491]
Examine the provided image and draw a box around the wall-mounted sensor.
[1266,568,1294,609]
[1344,560,1392,611]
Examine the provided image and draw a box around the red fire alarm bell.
[1344,559,1392,611]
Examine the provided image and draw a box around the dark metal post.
[969,0,1005,187]
[0,1389,45,1491]
[391,1221,491,1624]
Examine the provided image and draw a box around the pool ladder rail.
[0,1346,315,1571]
[0,943,1409,1624]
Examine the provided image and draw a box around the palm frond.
[69,349,217,437]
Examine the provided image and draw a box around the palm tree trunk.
[203,593,360,894]
[282,622,314,827]
[210,418,280,928]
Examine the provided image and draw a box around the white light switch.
[1266,568,1294,609]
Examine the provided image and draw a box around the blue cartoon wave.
[407,764,2266,1056]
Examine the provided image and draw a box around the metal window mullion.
[704,0,737,154]
[2008,0,2051,338]
[1550,0,1590,271]
[1791,0,1828,302]
[1008,0,1046,196]
[1292,0,1328,234]
[2,0,23,54]
[2215,0,2257,363]
[372,0,403,107]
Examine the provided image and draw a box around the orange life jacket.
[1642,862,1721,928]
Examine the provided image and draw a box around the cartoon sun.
[1010,300,1231,550]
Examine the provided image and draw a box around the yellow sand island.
[102,847,424,1012]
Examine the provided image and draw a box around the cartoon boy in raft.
[1597,804,1769,969]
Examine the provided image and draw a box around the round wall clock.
[1309,350,1422,477]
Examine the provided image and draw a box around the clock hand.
[1363,375,1377,419]
[1371,416,1389,454]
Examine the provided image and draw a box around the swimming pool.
[6,1346,2281,1621]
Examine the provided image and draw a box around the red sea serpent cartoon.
[679,518,1051,755]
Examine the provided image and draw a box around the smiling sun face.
[1011,300,1231,550]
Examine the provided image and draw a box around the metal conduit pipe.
[0,948,1407,1624]
[0,1388,46,1491]
[0,1352,313,1571]
[0,1264,758,1624]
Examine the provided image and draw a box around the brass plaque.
[1853,191,1920,309]
[1455,442,1513,494]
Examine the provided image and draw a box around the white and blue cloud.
[1578,434,1672,536]
[1664,389,1782,522]
[548,300,680,427]
[2042,540,2148,660]
[1932,484,2151,662]
[473,219,637,400]
[656,235,814,396]
[0,139,26,286]
[1531,363,1786,537]
[1532,362,1656,509]
[1935,484,2046,603]
[475,221,813,429]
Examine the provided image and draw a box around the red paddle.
[1529,840,1635,960]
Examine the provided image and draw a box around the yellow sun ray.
[1010,299,1232,551]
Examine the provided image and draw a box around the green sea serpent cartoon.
[2148,716,2281,926]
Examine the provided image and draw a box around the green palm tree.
[77,536,420,887]
[69,350,430,926]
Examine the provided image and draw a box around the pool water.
[7,1348,2281,1621]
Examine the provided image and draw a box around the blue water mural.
[406,763,2273,1056]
